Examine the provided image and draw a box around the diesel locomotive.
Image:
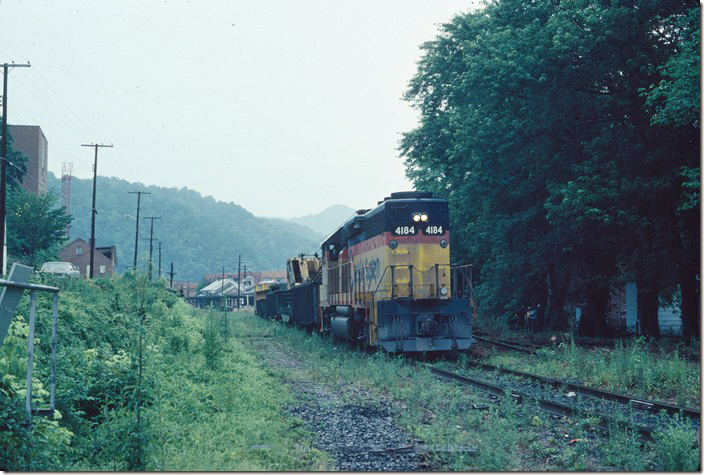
[256,191,473,354]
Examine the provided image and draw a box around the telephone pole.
[143,216,161,280]
[168,262,176,288]
[236,254,241,310]
[157,241,162,278]
[81,143,113,278]
[0,61,31,275]
[129,191,150,270]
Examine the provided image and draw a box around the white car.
[40,262,81,278]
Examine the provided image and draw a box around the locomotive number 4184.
[393,226,416,235]
[423,225,444,235]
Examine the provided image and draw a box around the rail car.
[256,191,474,354]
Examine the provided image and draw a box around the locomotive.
[256,191,473,354]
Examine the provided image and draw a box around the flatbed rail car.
[259,191,474,354]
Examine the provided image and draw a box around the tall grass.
[487,336,700,407]
[148,310,332,471]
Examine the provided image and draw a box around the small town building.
[58,237,117,278]
[188,277,254,309]
[172,281,199,298]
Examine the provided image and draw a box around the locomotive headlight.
[389,240,398,249]
[440,287,448,296]
[420,214,428,222]
[412,214,421,222]
[440,239,448,248]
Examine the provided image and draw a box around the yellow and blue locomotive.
[321,191,472,353]
[257,191,473,354]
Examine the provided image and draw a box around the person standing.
[526,306,537,331]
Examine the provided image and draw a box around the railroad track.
[429,366,657,441]
[465,360,700,421]
[472,334,541,354]
[430,365,699,441]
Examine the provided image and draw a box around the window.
[76,246,82,255]
[99,265,106,274]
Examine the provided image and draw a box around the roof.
[199,278,254,296]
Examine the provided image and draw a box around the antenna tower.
[61,162,73,238]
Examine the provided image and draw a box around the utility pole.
[158,241,162,278]
[143,216,161,280]
[0,61,31,276]
[129,191,150,270]
[237,254,241,310]
[168,262,176,288]
[243,264,249,306]
[81,143,113,278]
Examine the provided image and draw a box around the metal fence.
[0,263,60,420]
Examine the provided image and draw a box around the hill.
[47,173,321,281]
[269,204,356,237]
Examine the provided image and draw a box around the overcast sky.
[0,0,478,217]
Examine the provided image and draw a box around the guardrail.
[0,264,60,420]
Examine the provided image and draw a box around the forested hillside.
[278,204,357,236]
[402,0,700,338]
[47,173,320,281]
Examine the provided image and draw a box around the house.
[589,282,684,335]
[58,237,117,278]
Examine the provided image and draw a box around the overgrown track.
[472,334,540,354]
[465,360,701,421]
[429,366,656,441]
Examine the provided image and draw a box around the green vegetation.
[233,314,700,471]
[7,187,72,267]
[46,173,320,280]
[483,337,700,407]
[401,0,700,339]
[0,276,328,470]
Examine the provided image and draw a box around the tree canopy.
[401,0,700,337]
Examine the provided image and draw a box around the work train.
[255,191,474,354]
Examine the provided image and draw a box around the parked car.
[40,262,81,278]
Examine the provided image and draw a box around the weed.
[652,415,700,471]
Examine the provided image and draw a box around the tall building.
[8,125,48,194]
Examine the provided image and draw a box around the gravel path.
[246,337,429,471]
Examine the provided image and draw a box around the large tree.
[7,187,72,266]
[401,0,699,336]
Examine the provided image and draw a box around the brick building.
[8,125,48,195]
[58,237,117,278]
[172,281,199,298]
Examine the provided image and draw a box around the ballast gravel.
[246,338,428,471]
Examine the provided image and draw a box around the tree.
[401,0,699,336]
[0,117,29,188]
[7,188,72,266]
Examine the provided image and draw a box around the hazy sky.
[0,0,478,217]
